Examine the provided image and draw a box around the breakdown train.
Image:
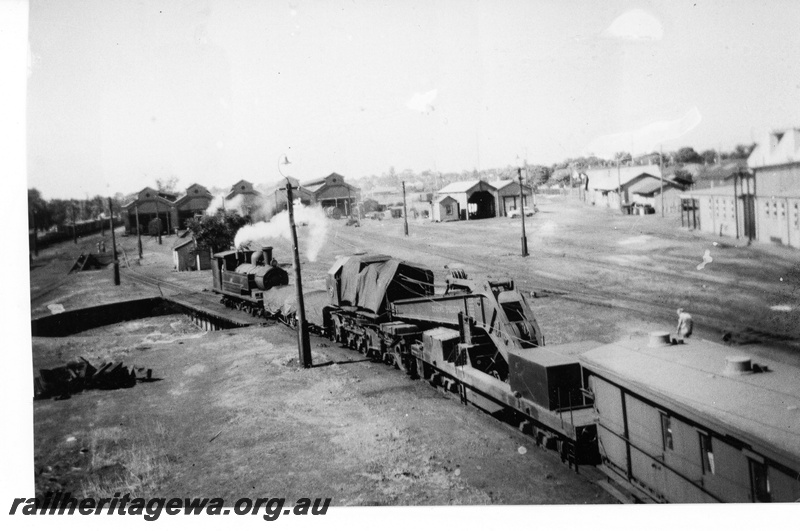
[211,248,800,504]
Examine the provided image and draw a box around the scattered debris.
[69,253,112,273]
[47,303,65,315]
[696,249,713,270]
[34,357,155,400]
[518,446,527,455]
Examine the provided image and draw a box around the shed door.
[742,195,756,239]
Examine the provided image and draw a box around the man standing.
[676,308,694,339]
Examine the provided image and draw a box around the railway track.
[329,226,800,359]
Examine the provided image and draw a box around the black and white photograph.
[5,0,800,527]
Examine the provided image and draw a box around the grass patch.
[81,421,169,498]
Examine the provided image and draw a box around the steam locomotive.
[211,247,800,503]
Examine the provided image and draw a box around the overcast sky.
[26,0,800,199]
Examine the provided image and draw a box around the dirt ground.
[25,196,800,506]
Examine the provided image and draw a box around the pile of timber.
[34,357,154,399]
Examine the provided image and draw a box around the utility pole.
[286,180,312,368]
[155,198,162,245]
[733,170,740,240]
[616,159,623,212]
[135,204,143,259]
[402,181,409,236]
[659,145,664,217]
[524,159,536,210]
[518,168,528,257]
[108,197,120,286]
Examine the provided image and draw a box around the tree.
[186,210,250,254]
[613,151,632,163]
[362,198,381,213]
[700,149,718,164]
[672,169,694,186]
[156,176,179,193]
[731,143,756,159]
[675,147,702,164]
[28,188,50,231]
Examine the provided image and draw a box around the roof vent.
[724,356,753,375]
[647,331,671,348]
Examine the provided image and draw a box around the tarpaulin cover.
[262,285,296,315]
[261,286,329,327]
[337,256,434,315]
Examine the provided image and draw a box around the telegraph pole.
[155,199,162,245]
[135,204,143,259]
[108,197,120,285]
[659,145,665,217]
[286,180,312,368]
[616,158,623,212]
[518,168,528,257]
[402,181,409,236]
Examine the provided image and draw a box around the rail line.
[330,227,800,358]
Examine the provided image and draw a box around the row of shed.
[572,127,800,249]
[431,179,533,222]
[122,173,362,235]
[680,129,800,249]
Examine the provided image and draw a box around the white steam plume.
[205,194,244,215]
[234,203,329,262]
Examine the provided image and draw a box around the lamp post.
[280,155,312,368]
[518,168,528,257]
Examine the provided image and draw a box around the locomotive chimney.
[262,246,273,265]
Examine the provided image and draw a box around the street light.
[279,155,312,368]
[518,167,528,257]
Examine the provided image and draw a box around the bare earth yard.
[24,197,799,506]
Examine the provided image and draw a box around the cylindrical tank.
[235,263,289,290]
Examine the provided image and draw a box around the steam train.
[211,247,800,503]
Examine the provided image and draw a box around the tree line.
[27,188,126,232]
[354,143,756,191]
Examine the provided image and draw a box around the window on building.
[660,413,673,451]
[794,203,799,229]
[445,204,452,215]
[773,201,778,218]
[765,202,770,216]
[699,433,715,475]
[749,459,771,502]
[780,202,786,218]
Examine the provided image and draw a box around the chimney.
[724,356,753,375]
[262,246,273,265]
[647,331,671,348]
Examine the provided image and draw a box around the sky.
[25,0,800,199]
